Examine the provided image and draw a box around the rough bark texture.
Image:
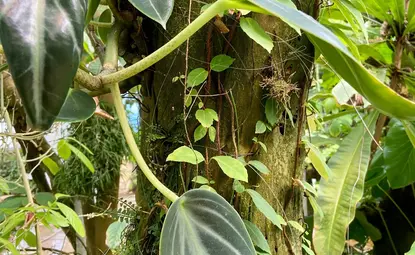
[132,0,315,253]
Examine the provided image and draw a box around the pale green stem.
[377,184,415,232]
[1,60,43,254]
[100,0,267,85]
[110,83,179,202]
[89,20,113,28]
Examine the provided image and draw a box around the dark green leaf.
[355,210,382,241]
[210,54,235,72]
[160,189,255,255]
[384,120,415,188]
[240,17,273,53]
[194,125,207,142]
[243,220,271,254]
[127,0,174,29]
[56,86,95,124]
[265,98,278,126]
[0,0,88,130]
[249,0,415,120]
[365,150,386,188]
[166,146,204,164]
[313,111,378,254]
[187,68,208,87]
[34,192,55,206]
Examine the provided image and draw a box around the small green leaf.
[248,160,270,174]
[212,156,248,182]
[166,146,205,165]
[303,140,331,180]
[194,125,207,142]
[42,157,60,175]
[245,189,285,229]
[35,192,55,206]
[302,244,316,255]
[192,176,210,185]
[208,126,216,142]
[255,121,267,134]
[56,89,96,123]
[265,98,278,126]
[187,68,208,87]
[66,143,95,173]
[210,54,235,72]
[196,108,218,127]
[243,220,271,254]
[233,180,246,193]
[106,221,128,249]
[46,210,70,228]
[240,17,273,53]
[199,185,217,193]
[57,202,85,237]
[0,237,20,255]
[288,220,305,233]
[127,0,173,29]
[258,141,268,153]
[57,140,71,160]
[66,137,94,155]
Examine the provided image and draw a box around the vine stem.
[0,59,43,254]
[110,83,179,202]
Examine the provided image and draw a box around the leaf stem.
[1,59,43,254]
[110,83,178,202]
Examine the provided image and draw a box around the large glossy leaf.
[249,0,415,120]
[0,1,87,130]
[55,89,96,123]
[384,120,415,188]
[127,0,174,29]
[159,189,255,255]
[313,111,378,255]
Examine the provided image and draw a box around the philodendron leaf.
[55,89,96,123]
[384,120,415,188]
[249,0,415,120]
[128,0,174,29]
[160,189,255,255]
[0,1,87,130]
[313,111,378,255]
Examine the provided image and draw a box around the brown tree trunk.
[133,0,315,253]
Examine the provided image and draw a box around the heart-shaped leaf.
[127,0,174,29]
[249,0,415,120]
[0,0,87,130]
[55,89,96,123]
[160,189,255,255]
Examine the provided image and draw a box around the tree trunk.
[133,0,315,253]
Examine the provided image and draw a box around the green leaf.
[46,210,70,228]
[308,194,323,218]
[42,157,60,175]
[248,160,270,174]
[166,146,205,165]
[333,0,367,41]
[192,176,210,185]
[66,143,95,173]
[302,244,316,255]
[355,210,382,241]
[297,179,317,197]
[384,120,415,188]
[0,237,20,255]
[57,140,71,160]
[55,90,96,123]
[402,120,415,148]
[212,156,248,182]
[390,0,405,24]
[303,140,331,180]
[57,202,85,237]
[313,111,378,255]
[255,121,267,134]
[127,0,173,29]
[86,0,101,25]
[240,17,273,53]
[210,54,235,72]
[265,98,278,126]
[159,189,255,255]
[405,0,415,35]
[250,0,415,121]
[208,126,216,142]
[233,180,246,193]
[0,0,87,130]
[194,125,207,142]
[288,220,305,233]
[245,189,285,229]
[199,185,217,193]
[196,108,218,128]
[66,137,94,155]
[106,221,128,249]
[187,68,208,87]
[243,220,271,254]
[406,241,415,255]
[35,192,55,206]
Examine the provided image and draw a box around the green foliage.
[187,68,209,87]
[212,156,248,182]
[166,146,204,164]
[0,0,87,130]
[210,54,235,72]
[106,220,129,249]
[127,0,173,29]
[243,220,271,254]
[240,17,273,53]
[159,189,255,255]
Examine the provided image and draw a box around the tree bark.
[132,0,315,253]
